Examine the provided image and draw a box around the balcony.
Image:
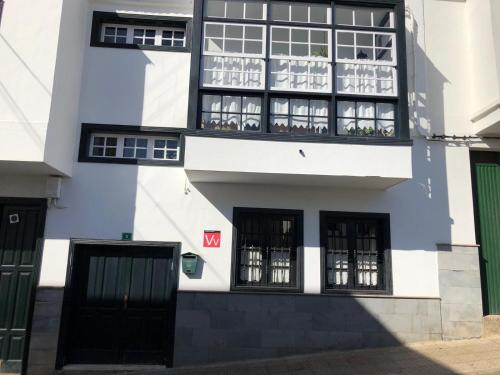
[184,135,412,189]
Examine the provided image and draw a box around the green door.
[475,160,500,314]
[65,244,179,367]
[0,202,46,373]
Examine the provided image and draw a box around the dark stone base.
[173,291,442,367]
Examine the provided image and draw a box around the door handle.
[123,294,128,310]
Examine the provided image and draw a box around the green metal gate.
[474,157,500,315]
[0,200,46,373]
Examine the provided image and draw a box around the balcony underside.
[184,136,413,190]
[472,100,500,136]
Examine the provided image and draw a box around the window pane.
[154,150,165,159]
[373,8,393,28]
[244,41,262,54]
[377,120,395,136]
[271,2,289,21]
[357,33,373,47]
[337,118,356,135]
[311,30,328,44]
[226,1,244,18]
[310,44,328,58]
[291,29,308,43]
[226,25,243,38]
[357,102,375,118]
[290,3,308,23]
[206,0,226,17]
[124,138,135,147]
[93,137,105,146]
[291,43,308,57]
[205,37,223,52]
[223,96,241,113]
[105,148,117,157]
[376,103,395,119]
[310,100,328,117]
[245,26,263,40]
[310,4,329,24]
[337,32,354,46]
[205,23,223,37]
[92,148,104,157]
[270,98,289,114]
[337,101,355,117]
[354,8,372,27]
[167,140,178,149]
[106,138,117,147]
[337,46,354,59]
[272,42,289,56]
[335,6,353,25]
[245,1,264,19]
[136,149,147,158]
[167,151,178,159]
[357,120,375,136]
[272,28,289,42]
[225,39,243,53]
[290,99,308,116]
[242,97,261,113]
[137,138,148,148]
[155,140,166,148]
[356,47,373,60]
[203,95,221,112]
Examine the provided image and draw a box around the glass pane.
[373,8,393,28]
[167,151,178,159]
[310,4,329,24]
[154,150,165,159]
[337,32,354,46]
[105,27,115,35]
[337,46,354,59]
[222,96,241,113]
[337,118,356,135]
[225,40,243,53]
[245,26,263,40]
[206,0,226,17]
[123,148,134,158]
[310,100,328,117]
[155,139,166,148]
[92,147,104,157]
[227,1,245,18]
[376,49,393,62]
[357,120,375,136]
[376,34,393,48]
[104,36,115,43]
[335,6,353,25]
[93,137,105,146]
[270,116,289,132]
[291,116,308,134]
[136,149,147,158]
[106,138,117,146]
[245,1,264,20]
[337,101,355,118]
[272,28,289,42]
[242,97,261,113]
[202,112,222,129]
[270,98,289,115]
[137,139,148,148]
[271,2,289,21]
[167,140,178,149]
[205,38,224,52]
[357,102,375,118]
[290,3,308,23]
[377,120,395,136]
[290,99,308,116]
[291,43,308,57]
[355,8,372,27]
[222,113,241,129]
[146,30,155,38]
[376,103,395,119]
[105,148,116,157]
[226,25,243,38]
[311,30,328,44]
[124,138,135,147]
[205,23,224,38]
[162,40,173,47]
[242,114,261,131]
[357,33,373,47]
[310,44,328,58]
[291,29,308,43]
[244,41,262,54]
[311,117,328,134]
[356,47,373,60]
[272,42,289,56]
[174,31,185,39]
[202,95,221,112]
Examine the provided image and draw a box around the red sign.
[204,231,221,248]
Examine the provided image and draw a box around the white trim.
[101,23,186,47]
[335,30,397,66]
[270,26,332,61]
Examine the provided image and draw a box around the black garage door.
[62,243,179,367]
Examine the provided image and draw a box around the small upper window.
[91,12,190,51]
[89,133,180,161]
[206,0,265,20]
[335,6,394,28]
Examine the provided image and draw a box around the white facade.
[0,0,498,371]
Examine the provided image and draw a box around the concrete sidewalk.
[162,335,500,375]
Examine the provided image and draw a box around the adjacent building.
[0,0,499,374]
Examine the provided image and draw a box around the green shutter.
[476,163,500,314]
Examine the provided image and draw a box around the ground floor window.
[320,211,391,293]
[233,208,303,291]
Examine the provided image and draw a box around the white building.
[0,0,499,373]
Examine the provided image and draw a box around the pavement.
[56,334,500,375]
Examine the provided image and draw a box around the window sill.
[186,129,413,146]
[78,157,184,167]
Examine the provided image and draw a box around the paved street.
[58,334,500,375]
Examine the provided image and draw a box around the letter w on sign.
[204,231,221,248]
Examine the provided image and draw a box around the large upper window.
[196,0,405,138]
[233,208,303,291]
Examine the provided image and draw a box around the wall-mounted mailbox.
[181,253,199,275]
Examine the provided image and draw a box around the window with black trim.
[233,208,303,291]
[90,11,191,52]
[193,0,408,140]
[79,124,183,165]
[321,212,391,293]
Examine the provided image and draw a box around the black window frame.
[90,11,192,52]
[78,123,185,166]
[231,207,304,293]
[188,0,410,145]
[320,211,392,295]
